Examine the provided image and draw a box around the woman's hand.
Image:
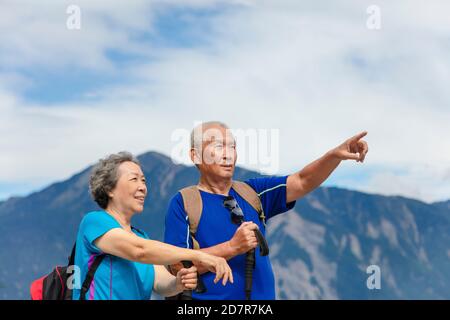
[193,252,234,286]
[176,266,198,291]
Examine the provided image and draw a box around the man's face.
[193,125,237,180]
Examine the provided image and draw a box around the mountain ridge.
[0,150,449,299]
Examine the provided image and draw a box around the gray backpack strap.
[231,181,266,226]
[179,186,203,250]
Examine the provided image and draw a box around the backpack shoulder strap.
[68,243,76,266]
[179,186,202,250]
[79,255,106,300]
[232,181,266,225]
[131,226,146,237]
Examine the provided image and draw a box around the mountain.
[0,151,449,299]
[433,200,450,211]
[269,189,450,299]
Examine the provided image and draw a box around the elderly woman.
[73,152,233,300]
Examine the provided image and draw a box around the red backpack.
[30,244,104,300]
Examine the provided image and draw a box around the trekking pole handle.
[180,260,207,298]
[180,261,194,300]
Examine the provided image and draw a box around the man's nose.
[223,148,234,160]
[222,153,232,161]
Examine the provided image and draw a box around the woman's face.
[110,161,147,214]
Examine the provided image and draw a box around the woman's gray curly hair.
[89,151,140,209]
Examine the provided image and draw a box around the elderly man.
[164,121,368,300]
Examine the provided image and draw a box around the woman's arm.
[94,228,233,285]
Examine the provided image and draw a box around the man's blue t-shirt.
[164,176,296,300]
[73,211,155,300]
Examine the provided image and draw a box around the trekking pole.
[245,249,255,300]
[223,195,270,300]
[245,228,269,300]
[180,261,193,300]
[180,260,207,300]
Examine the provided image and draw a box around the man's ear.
[190,148,202,165]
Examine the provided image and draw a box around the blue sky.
[5,4,223,105]
[1,0,449,203]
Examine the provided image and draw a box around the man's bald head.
[190,121,232,151]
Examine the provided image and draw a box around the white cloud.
[362,165,450,203]
[0,0,449,202]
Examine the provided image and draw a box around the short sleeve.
[164,193,192,249]
[244,175,296,220]
[80,211,122,254]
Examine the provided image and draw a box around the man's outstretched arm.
[286,131,369,203]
